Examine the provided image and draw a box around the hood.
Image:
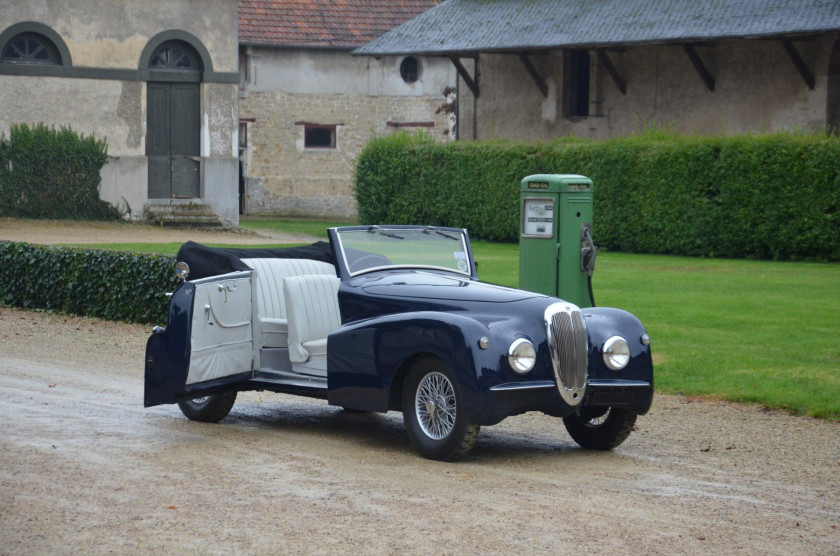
[359,270,541,303]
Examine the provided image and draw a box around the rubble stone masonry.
[240,91,452,219]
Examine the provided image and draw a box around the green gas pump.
[519,174,596,307]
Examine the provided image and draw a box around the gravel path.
[1,307,839,554]
[1,219,839,553]
[0,217,319,245]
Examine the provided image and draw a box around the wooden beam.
[596,50,626,95]
[518,53,548,98]
[780,39,815,90]
[449,55,479,98]
[683,45,715,92]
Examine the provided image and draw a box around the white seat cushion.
[259,318,288,349]
[283,274,341,364]
[302,338,328,361]
[241,258,335,348]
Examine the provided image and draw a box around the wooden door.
[147,82,200,198]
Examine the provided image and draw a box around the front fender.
[582,307,654,414]
[327,311,489,416]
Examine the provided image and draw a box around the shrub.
[354,131,840,261]
[0,241,177,324]
[0,123,119,220]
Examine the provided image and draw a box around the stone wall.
[0,0,239,224]
[240,92,451,218]
[239,47,456,219]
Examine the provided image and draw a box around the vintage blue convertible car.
[145,225,653,461]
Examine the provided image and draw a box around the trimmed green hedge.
[0,241,177,324]
[355,132,840,261]
[0,123,119,220]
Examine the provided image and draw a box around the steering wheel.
[348,254,392,273]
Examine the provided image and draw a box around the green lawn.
[473,243,840,420]
[70,220,840,420]
[239,216,353,238]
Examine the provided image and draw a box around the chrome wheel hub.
[415,372,456,440]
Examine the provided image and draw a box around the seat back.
[283,274,341,363]
[241,258,335,320]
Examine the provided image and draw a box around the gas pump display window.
[522,198,555,238]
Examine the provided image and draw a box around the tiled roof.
[239,0,439,49]
[354,0,840,55]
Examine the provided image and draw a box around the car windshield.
[335,226,472,276]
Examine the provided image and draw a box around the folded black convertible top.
[176,240,335,280]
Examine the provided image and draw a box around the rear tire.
[177,391,237,423]
[563,407,636,450]
[402,357,480,462]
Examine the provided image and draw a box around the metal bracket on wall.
[518,53,548,98]
[683,44,715,92]
[596,50,627,95]
[780,39,815,90]
[449,55,480,98]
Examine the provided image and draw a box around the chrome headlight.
[602,336,630,371]
[508,338,537,374]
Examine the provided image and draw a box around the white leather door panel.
[186,275,254,385]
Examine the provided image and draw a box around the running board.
[251,369,327,390]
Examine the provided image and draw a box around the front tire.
[402,357,480,462]
[563,407,636,450]
[177,391,237,423]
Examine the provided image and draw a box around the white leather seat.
[241,258,335,348]
[283,274,342,365]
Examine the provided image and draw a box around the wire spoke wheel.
[415,372,457,440]
[585,407,611,426]
[402,357,480,461]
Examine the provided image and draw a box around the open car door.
[145,271,257,406]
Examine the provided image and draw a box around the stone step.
[144,203,225,229]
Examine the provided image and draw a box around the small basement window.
[304,124,336,149]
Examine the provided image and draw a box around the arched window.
[149,40,202,71]
[1,32,61,65]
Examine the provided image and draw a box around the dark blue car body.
[145,226,653,460]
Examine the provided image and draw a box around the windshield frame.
[330,225,476,279]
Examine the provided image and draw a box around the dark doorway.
[828,39,840,133]
[563,49,590,118]
[146,40,202,199]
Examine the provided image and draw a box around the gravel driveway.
[1,220,839,553]
[1,307,839,554]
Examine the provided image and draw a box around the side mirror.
[174,261,190,282]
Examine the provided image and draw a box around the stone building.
[355,0,840,141]
[0,0,240,225]
[238,0,455,219]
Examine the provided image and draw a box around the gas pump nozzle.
[580,223,597,277]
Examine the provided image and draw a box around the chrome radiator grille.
[545,303,588,406]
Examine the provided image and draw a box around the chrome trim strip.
[588,379,651,389]
[489,380,556,392]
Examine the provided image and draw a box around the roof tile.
[239,0,439,48]
[353,0,840,55]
